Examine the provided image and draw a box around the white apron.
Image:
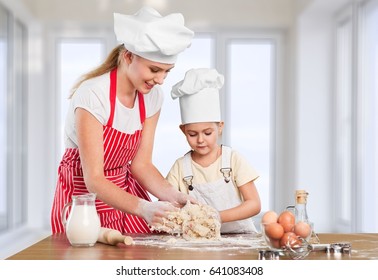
[182,145,257,233]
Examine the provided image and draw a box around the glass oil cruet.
[295,190,309,223]
[287,189,320,244]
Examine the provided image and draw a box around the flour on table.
[151,201,221,240]
[132,233,266,252]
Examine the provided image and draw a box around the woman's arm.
[76,108,175,223]
[76,107,142,215]
[130,110,193,206]
[219,180,261,223]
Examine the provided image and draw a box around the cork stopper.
[296,189,308,204]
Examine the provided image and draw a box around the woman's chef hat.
[171,68,224,124]
[114,7,194,64]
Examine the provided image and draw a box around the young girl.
[167,68,261,233]
[51,7,195,234]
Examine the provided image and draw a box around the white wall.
[20,0,297,28]
[295,0,351,232]
[296,13,333,231]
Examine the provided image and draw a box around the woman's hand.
[136,199,177,226]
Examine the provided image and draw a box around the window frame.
[333,4,355,232]
[0,4,28,234]
[357,0,378,232]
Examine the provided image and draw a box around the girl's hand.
[168,189,197,207]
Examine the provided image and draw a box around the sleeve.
[166,159,187,193]
[144,85,164,118]
[71,82,109,125]
[166,160,181,191]
[231,150,259,187]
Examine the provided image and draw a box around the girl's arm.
[219,180,261,223]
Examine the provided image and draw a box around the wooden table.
[6,233,378,260]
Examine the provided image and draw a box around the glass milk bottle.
[61,193,101,247]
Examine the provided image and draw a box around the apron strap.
[182,151,194,191]
[107,68,117,127]
[108,69,146,127]
[220,145,232,183]
[137,92,146,124]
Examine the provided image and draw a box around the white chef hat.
[114,7,194,64]
[171,68,224,125]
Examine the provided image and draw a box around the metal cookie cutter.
[310,242,352,255]
[258,250,282,260]
[328,243,352,255]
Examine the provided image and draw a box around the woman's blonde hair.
[69,44,126,98]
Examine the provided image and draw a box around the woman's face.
[181,122,224,156]
[126,53,174,94]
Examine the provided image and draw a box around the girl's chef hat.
[171,68,224,124]
[114,7,194,64]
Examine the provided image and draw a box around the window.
[57,39,105,156]
[227,41,273,213]
[0,5,8,231]
[0,4,27,233]
[334,0,378,232]
[335,12,353,228]
[359,0,378,232]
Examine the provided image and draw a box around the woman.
[51,7,195,234]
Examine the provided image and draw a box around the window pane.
[228,41,273,212]
[58,40,104,155]
[336,20,352,224]
[13,20,27,226]
[0,8,27,231]
[154,36,214,177]
[361,3,378,232]
[0,5,8,231]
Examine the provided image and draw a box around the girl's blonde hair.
[69,44,126,98]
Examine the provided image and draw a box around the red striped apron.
[51,68,152,234]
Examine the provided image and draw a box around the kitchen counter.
[6,232,378,260]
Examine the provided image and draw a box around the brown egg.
[294,222,312,238]
[269,237,281,249]
[261,211,278,224]
[280,232,302,248]
[264,222,284,240]
[278,211,295,232]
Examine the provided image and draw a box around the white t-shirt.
[64,72,164,148]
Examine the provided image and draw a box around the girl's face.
[181,122,224,156]
[126,52,174,94]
